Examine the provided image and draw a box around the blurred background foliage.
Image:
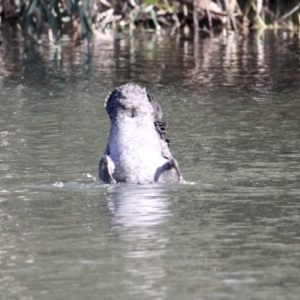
[0,0,299,43]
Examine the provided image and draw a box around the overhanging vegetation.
[0,0,299,43]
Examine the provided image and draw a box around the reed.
[0,0,299,43]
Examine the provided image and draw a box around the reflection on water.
[0,28,300,300]
[181,29,300,93]
[106,185,171,229]
[106,185,171,298]
[1,28,299,93]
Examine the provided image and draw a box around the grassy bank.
[0,0,299,43]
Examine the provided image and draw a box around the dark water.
[1,29,300,299]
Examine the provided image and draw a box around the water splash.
[53,181,64,187]
[51,173,107,190]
